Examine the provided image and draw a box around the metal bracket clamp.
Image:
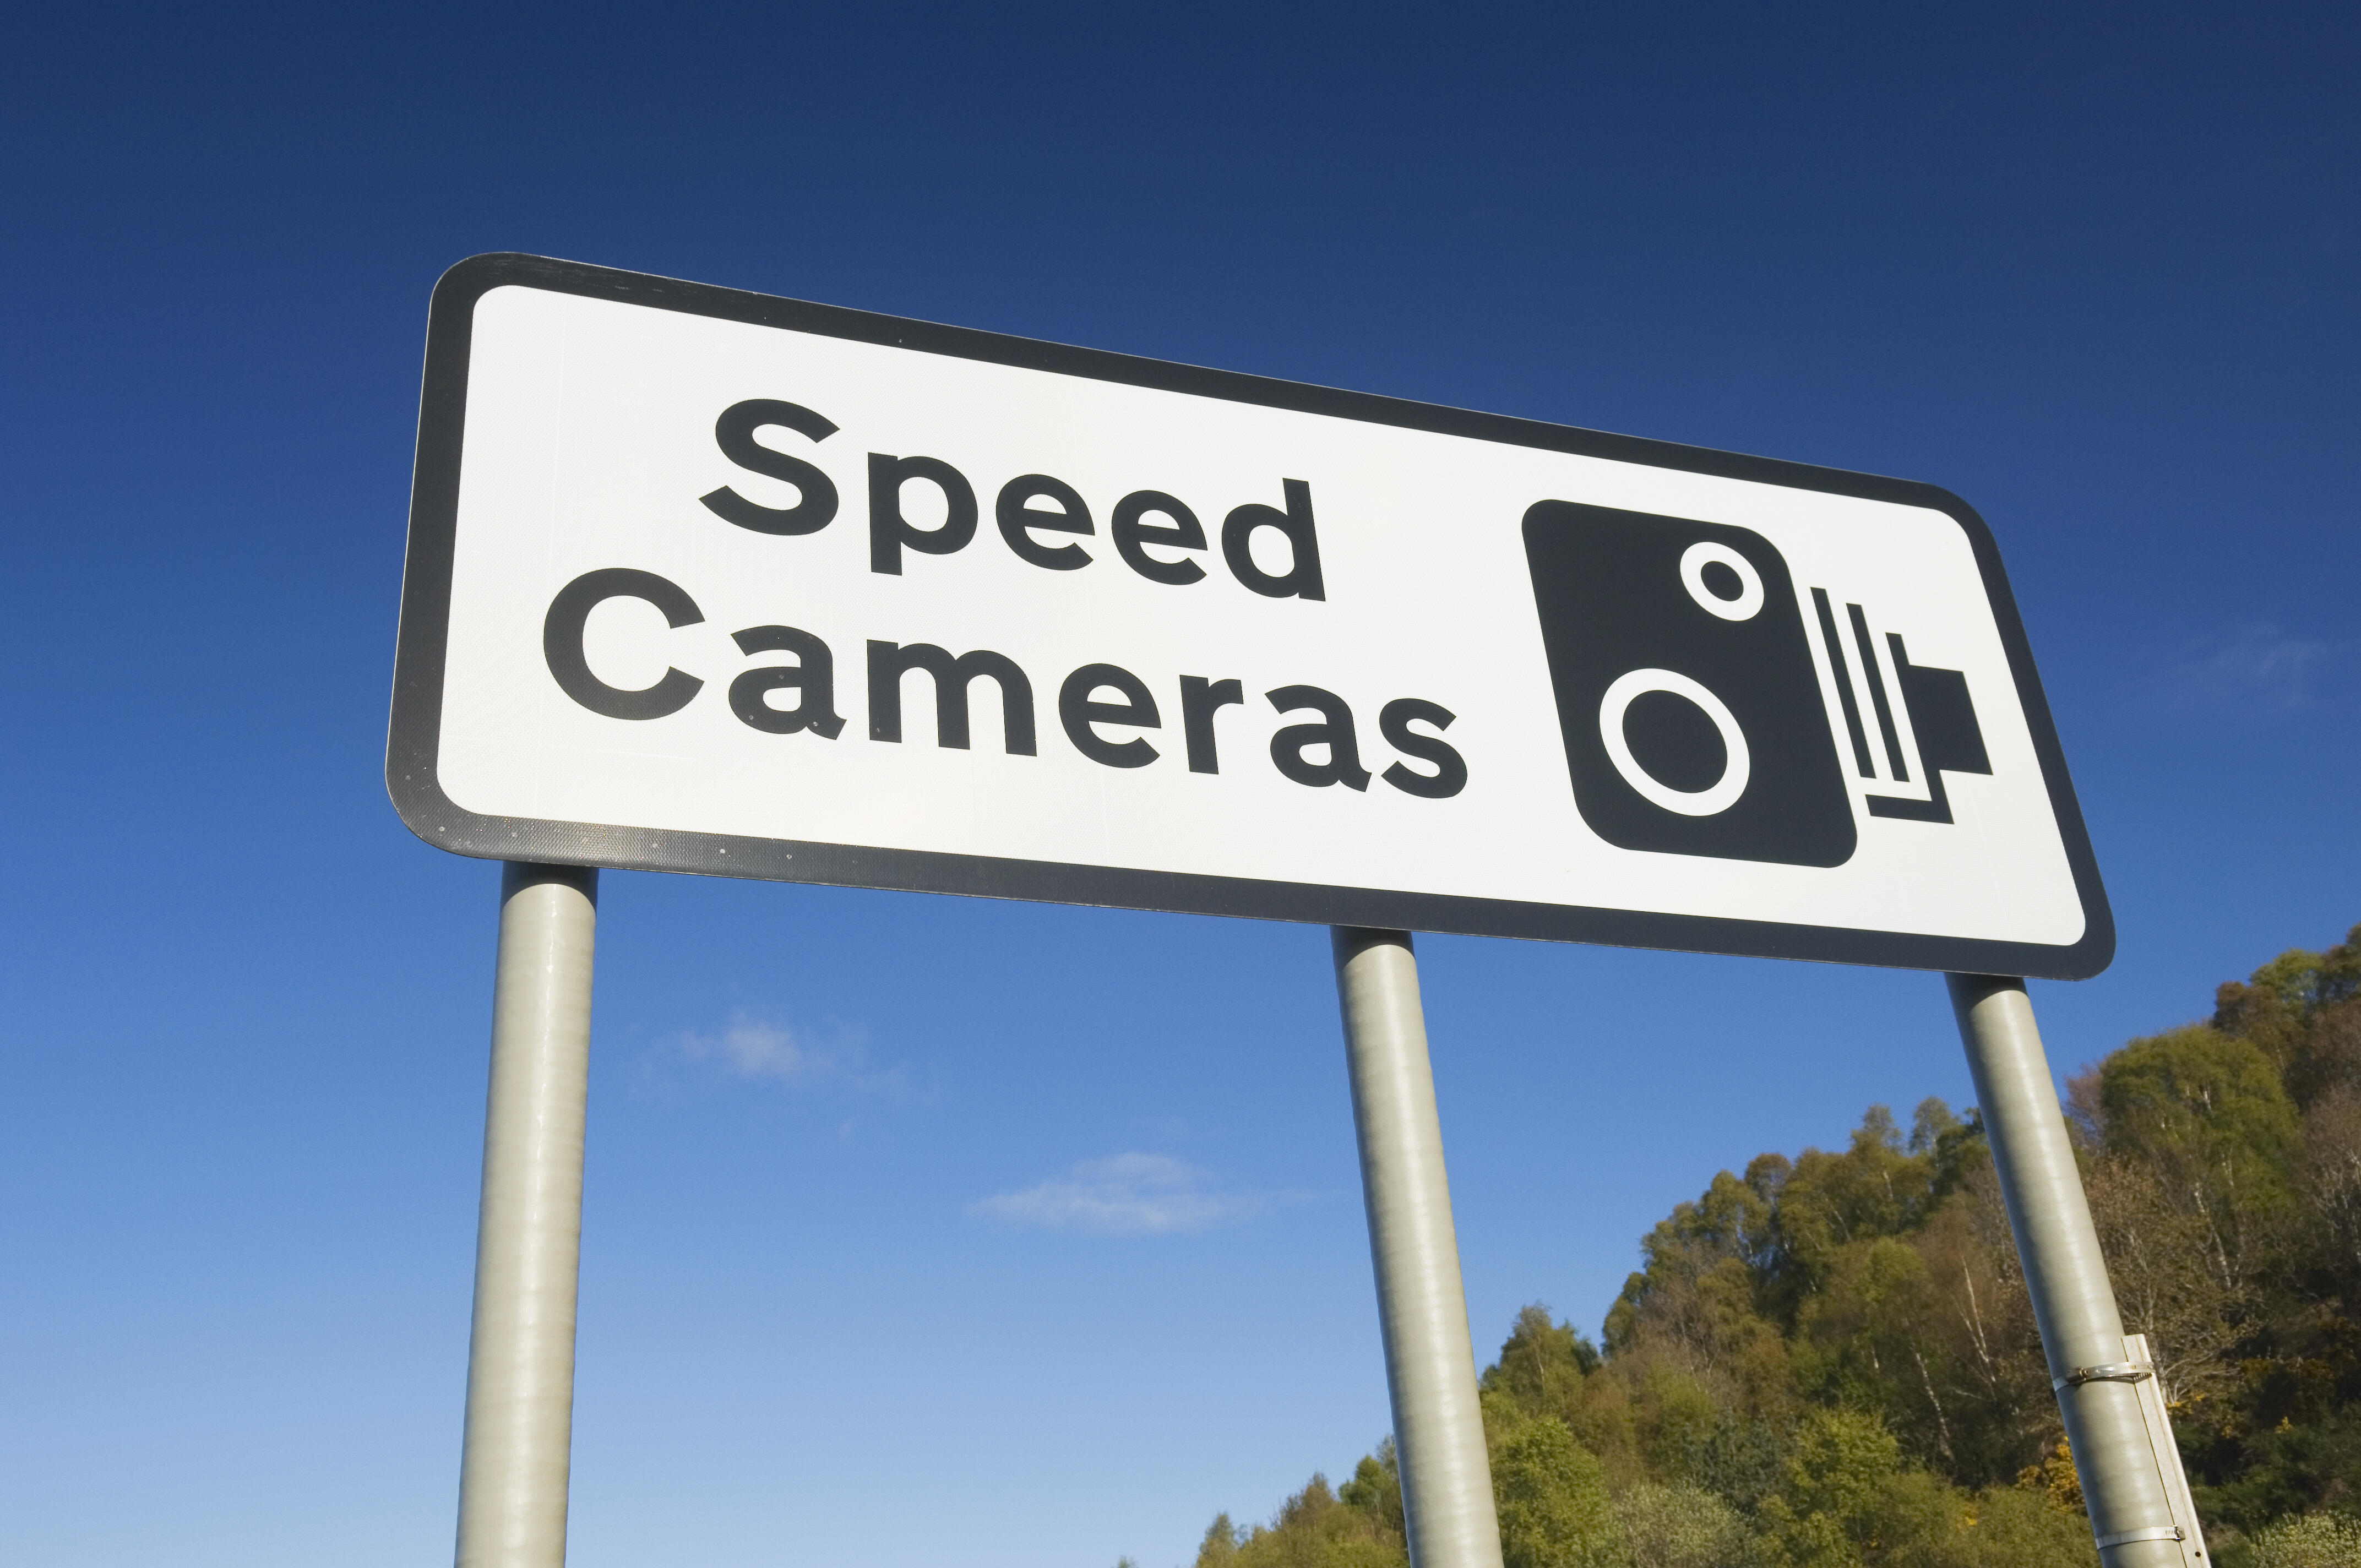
[2055,1360,2154,1391]
[2095,1524,2188,1549]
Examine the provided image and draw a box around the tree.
[1339,1441,1405,1543]
[2214,926,2361,1110]
[1602,1168,1792,1420]
[2247,1511,2361,1568]
[1191,920,2361,1568]
[1613,1481,1761,1568]
[1757,1408,1958,1568]
[1196,1470,1408,1568]
[1492,1418,1620,1568]
[1485,1304,1598,1428]
[1949,1486,2095,1568]
[2080,1153,2246,1404]
[2302,1089,2361,1294]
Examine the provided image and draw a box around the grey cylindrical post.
[456,864,600,1568]
[1949,974,2182,1567]
[1333,928,1504,1568]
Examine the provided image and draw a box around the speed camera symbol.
[1521,502,1859,867]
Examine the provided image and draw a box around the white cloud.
[681,1014,810,1080]
[973,1153,1265,1237]
[676,1010,907,1094]
[2145,624,2340,717]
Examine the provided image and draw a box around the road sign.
[390,253,2111,979]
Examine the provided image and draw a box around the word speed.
[390,255,2110,978]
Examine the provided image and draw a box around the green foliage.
[2196,1403,2361,1539]
[1338,1441,1405,1542]
[2215,927,2361,1109]
[2248,1511,2361,1568]
[2098,1024,2301,1226]
[1948,1486,2095,1567]
[1193,922,2361,1568]
[1613,1481,1762,1567]
[1492,1419,1620,1568]
[1196,1471,1408,1568]
[1755,1408,1951,1567]
[1487,1304,1601,1425]
[1771,1106,1959,1300]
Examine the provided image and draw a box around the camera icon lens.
[1522,501,1859,868]
[1597,669,1751,818]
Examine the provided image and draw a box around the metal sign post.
[454,863,599,1568]
[1950,975,2204,1567]
[386,253,2153,1566]
[1334,928,1504,1568]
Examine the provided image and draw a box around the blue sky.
[2,6,2354,1566]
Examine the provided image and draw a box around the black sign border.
[389,253,2114,981]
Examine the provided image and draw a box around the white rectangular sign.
[390,255,2112,978]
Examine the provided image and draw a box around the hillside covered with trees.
[1189,922,2361,1568]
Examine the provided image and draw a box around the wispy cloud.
[973,1153,1267,1237]
[2144,624,2339,718]
[676,1010,908,1095]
